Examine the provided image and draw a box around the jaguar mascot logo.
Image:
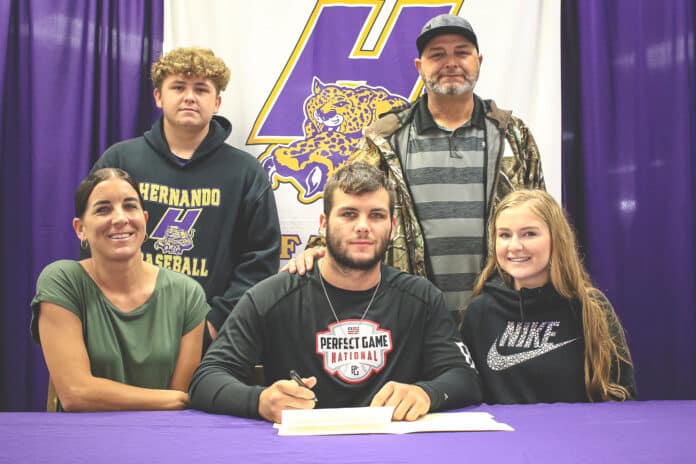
[259,77,407,203]
[153,225,195,255]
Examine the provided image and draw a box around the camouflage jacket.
[348,97,545,279]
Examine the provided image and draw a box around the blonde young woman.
[461,189,635,403]
[31,168,207,411]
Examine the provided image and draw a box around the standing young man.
[190,163,480,422]
[93,48,280,346]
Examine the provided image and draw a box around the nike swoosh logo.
[487,337,579,371]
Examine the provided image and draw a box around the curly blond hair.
[151,47,230,93]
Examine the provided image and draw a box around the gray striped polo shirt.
[400,96,489,313]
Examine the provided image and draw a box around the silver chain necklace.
[318,264,381,323]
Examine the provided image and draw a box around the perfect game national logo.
[248,0,464,204]
[316,320,393,383]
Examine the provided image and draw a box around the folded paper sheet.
[275,407,513,436]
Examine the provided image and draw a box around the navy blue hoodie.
[94,115,281,330]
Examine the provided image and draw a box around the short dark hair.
[323,162,395,216]
[74,168,143,218]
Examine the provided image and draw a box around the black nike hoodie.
[461,275,635,404]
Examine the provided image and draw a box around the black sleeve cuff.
[415,381,445,411]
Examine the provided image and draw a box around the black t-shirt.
[190,264,481,418]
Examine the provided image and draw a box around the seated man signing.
[189,163,481,422]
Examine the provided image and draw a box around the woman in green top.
[32,168,208,411]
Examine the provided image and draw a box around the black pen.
[289,369,318,402]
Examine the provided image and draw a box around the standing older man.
[190,163,481,423]
[288,14,545,317]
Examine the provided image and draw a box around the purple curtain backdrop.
[563,0,696,399]
[0,0,163,411]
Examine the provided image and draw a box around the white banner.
[164,0,561,264]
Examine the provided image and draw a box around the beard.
[423,71,478,96]
[325,222,391,271]
[426,78,475,96]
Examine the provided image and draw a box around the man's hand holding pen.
[258,372,318,423]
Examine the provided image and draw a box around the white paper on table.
[386,411,514,434]
[274,407,513,436]
[276,406,394,435]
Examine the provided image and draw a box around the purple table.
[1,401,693,463]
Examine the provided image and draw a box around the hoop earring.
[80,239,89,250]
[143,233,149,243]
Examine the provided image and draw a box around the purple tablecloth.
[1,401,693,463]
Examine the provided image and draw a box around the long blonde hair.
[472,189,632,401]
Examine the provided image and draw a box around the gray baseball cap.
[416,14,478,56]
